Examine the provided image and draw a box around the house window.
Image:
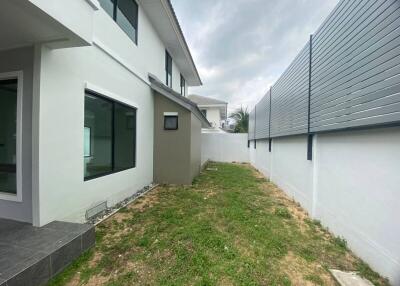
[165,50,173,88]
[164,113,178,130]
[84,90,136,180]
[0,79,18,195]
[180,74,186,96]
[99,0,138,44]
[201,109,207,117]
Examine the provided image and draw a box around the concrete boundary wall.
[201,128,400,285]
[201,133,249,165]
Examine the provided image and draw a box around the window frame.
[0,71,23,202]
[165,50,173,88]
[99,0,139,45]
[164,115,179,131]
[180,74,186,96]
[84,89,137,181]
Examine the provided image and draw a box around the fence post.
[269,87,272,152]
[307,34,313,160]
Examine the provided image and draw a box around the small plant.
[274,207,292,219]
[333,236,348,250]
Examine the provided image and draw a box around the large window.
[165,50,173,88]
[180,74,186,96]
[0,79,17,194]
[99,0,138,44]
[84,91,136,180]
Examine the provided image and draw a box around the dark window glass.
[180,74,186,96]
[0,79,17,194]
[201,109,207,117]
[98,0,115,18]
[84,91,137,180]
[165,51,173,88]
[114,103,136,171]
[116,0,138,43]
[84,94,113,179]
[99,0,138,44]
[164,116,178,130]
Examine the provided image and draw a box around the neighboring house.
[188,94,228,129]
[0,0,203,227]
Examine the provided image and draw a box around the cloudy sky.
[171,0,340,113]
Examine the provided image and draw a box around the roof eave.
[149,74,210,128]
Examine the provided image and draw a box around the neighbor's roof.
[139,0,202,86]
[149,74,211,128]
[187,94,228,106]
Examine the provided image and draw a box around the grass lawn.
[48,162,389,286]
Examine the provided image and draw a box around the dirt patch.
[66,274,110,286]
[234,238,256,258]
[218,276,234,286]
[281,251,336,286]
[127,188,160,212]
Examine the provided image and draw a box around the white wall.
[202,128,400,285]
[31,2,191,226]
[314,129,400,285]
[202,108,221,128]
[201,133,249,165]
[93,4,184,94]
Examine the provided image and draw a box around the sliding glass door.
[0,79,17,194]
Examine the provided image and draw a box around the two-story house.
[0,0,205,227]
[188,94,228,130]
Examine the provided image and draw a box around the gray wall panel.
[248,109,256,140]
[254,91,270,139]
[270,42,310,137]
[310,0,400,132]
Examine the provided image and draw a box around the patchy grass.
[48,162,389,286]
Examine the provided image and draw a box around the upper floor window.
[180,74,186,96]
[165,51,173,88]
[99,0,138,45]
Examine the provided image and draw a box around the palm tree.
[229,106,249,133]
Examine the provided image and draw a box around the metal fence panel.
[255,90,271,139]
[248,108,256,140]
[310,0,400,132]
[248,0,400,139]
[270,41,310,137]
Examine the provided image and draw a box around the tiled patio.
[0,218,95,286]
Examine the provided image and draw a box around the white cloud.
[172,0,340,110]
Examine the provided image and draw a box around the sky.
[171,0,340,113]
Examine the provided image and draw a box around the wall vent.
[85,201,107,220]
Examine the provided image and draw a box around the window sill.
[0,192,22,202]
[84,166,136,182]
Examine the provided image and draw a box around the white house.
[0,0,202,227]
[188,94,228,130]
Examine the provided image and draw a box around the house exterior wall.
[28,1,191,226]
[35,44,154,226]
[200,107,221,128]
[0,47,34,223]
[233,127,400,285]
[189,113,202,181]
[153,94,191,185]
